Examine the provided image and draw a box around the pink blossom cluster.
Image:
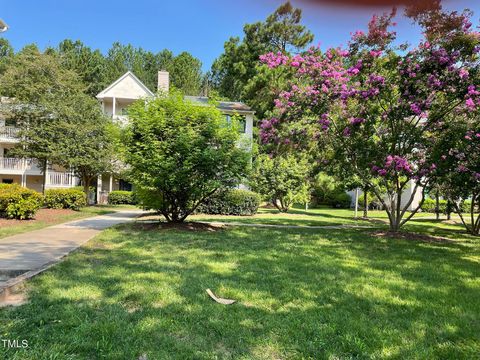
[465,85,480,112]
[259,52,289,69]
[371,155,414,177]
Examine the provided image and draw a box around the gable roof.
[96,71,154,100]
[184,96,254,114]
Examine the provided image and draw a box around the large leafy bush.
[44,188,87,210]
[0,184,43,219]
[196,189,261,216]
[124,92,250,223]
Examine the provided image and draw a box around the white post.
[96,175,102,204]
[21,173,26,187]
[109,174,113,193]
[354,188,359,218]
[112,97,116,117]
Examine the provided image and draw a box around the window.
[2,179,13,184]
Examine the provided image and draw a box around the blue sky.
[1,0,479,71]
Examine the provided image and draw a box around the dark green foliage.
[108,190,137,205]
[44,188,87,211]
[0,184,43,219]
[196,189,261,216]
[311,173,351,209]
[330,192,352,209]
[209,1,313,117]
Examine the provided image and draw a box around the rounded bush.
[421,198,447,213]
[330,192,352,209]
[0,184,43,219]
[44,188,87,211]
[196,189,261,216]
[108,190,137,205]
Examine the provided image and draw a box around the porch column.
[112,97,116,117]
[96,175,102,204]
[21,173,26,187]
[109,174,113,193]
[44,161,49,187]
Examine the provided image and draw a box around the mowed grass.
[189,205,433,227]
[1,216,479,359]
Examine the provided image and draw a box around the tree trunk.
[41,159,48,195]
[435,191,440,221]
[83,176,91,204]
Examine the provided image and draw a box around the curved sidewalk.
[0,210,144,295]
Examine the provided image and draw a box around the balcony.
[47,171,76,187]
[0,126,19,143]
[0,158,39,173]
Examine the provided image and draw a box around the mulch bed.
[0,208,77,228]
[370,230,455,244]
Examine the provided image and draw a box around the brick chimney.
[158,71,170,93]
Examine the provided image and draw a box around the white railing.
[48,171,73,186]
[0,157,26,170]
[0,126,19,140]
[0,157,40,171]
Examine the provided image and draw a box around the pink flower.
[466,98,476,111]
[459,68,469,79]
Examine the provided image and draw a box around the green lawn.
[0,205,137,239]
[1,210,479,359]
[188,205,436,227]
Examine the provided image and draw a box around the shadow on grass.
[0,225,479,359]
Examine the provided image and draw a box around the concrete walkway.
[0,210,144,293]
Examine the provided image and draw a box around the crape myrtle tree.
[210,1,313,118]
[429,116,480,235]
[124,91,250,223]
[258,8,480,232]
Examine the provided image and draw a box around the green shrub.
[196,189,261,216]
[421,198,447,213]
[44,188,86,210]
[0,184,43,219]
[330,192,352,209]
[108,190,137,205]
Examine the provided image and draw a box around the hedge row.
[421,198,473,214]
[108,190,137,205]
[196,189,261,216]
[0,185,88,219]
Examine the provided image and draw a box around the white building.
[0,71,255,203]
[0,98,77,191]
[95,71,255,203]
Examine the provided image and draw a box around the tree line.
[0,39,204,96]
